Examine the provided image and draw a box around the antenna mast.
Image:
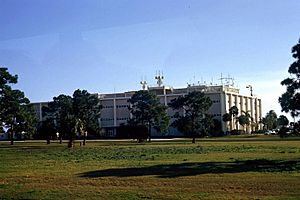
[140,76,148,90]
[219,74,235,86]
[155,70,164,87]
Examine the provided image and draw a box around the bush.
[278,127,289,138]
[253,129,267,134]
[230,130,245,135]
[116,125,148,142]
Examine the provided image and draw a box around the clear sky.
[0,0,299,118]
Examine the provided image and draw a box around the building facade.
[98,83,262,137]
[32,79,262,137]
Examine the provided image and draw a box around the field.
[1,135,300,199]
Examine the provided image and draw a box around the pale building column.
[113,99,117,127]
[220,92,227,132]
[245,97,249,133]
[259,99,262,129]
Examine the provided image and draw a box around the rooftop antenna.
[193,74,196,86]
[219,73,235,86]
[246,85,253,96]
[220,73,223,85]
[155,70,164,87]
[140,76,148,90]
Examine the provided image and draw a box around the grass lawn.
[1,135,300,199]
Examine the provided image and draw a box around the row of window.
[102,105,130,109]
[101,114,222,121]
[102,105,114,109]
[117,105,129,108]
[100,117,130,121]
[100,118,114,121]
[104,101,220,109]
[117,117,130,121]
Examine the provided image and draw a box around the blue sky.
[0,0,299,118]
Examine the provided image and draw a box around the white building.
[32,76,262,137]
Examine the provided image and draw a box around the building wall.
[225,93,262,133]
[31,84,262,137]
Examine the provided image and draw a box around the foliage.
[209,119,224,136]
[43,94,74,144]
[37,119,57,144]
[116,125,148,142]
[0,67,37,143]
[169,91,213,142]
[279,38,300,120]
[237,111,252,131]
[262,110,278,130]
[42,90,102,147]
[278,126,289,138]
[229,106,239,117]
[72,89,102,145]
[222,106,239,131]
[222,113,231,123]
[277,115,289,128]
[128,90,169,141]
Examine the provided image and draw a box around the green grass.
[1,135,300,199]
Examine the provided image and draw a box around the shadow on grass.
[79,159,300,178]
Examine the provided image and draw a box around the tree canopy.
[262,110,278,130]
[42,89,102,147]
[279,39,300,120]
[277,115,289,128]
[222,106,239,131]
[169,91,212,143]
[127,90,169,142]
[0,67,37,144]
[236,111,252,133]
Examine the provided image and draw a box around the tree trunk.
[192,137,196,143]
[46,138,50,144]
[10,125,14,145]
[148,124,151,142]
[83,132,86,146]
[10,131,14,145]
[191,118,195,143]
[59,136,62,144]
[68,139,74,148]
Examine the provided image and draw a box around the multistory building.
[32,76,262,137]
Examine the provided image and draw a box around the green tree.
[262,110,278,130]
[222,113,231,132]
[209,119,223,136]
[279,38,300,121]
[128,90,169,142]
[222,106,239,131]
[37,119,56,144]
[229,106,239,130]
[44,94,75,147]
[72,89,102,145]
[169,91,213,143]
[42,90,102,147]
[237,111,252,133]
[0,67,37,144]
[229,106,239,117]
[277,115,289,128]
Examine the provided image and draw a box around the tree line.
[1,38,299,145]
[0,68,218,145]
